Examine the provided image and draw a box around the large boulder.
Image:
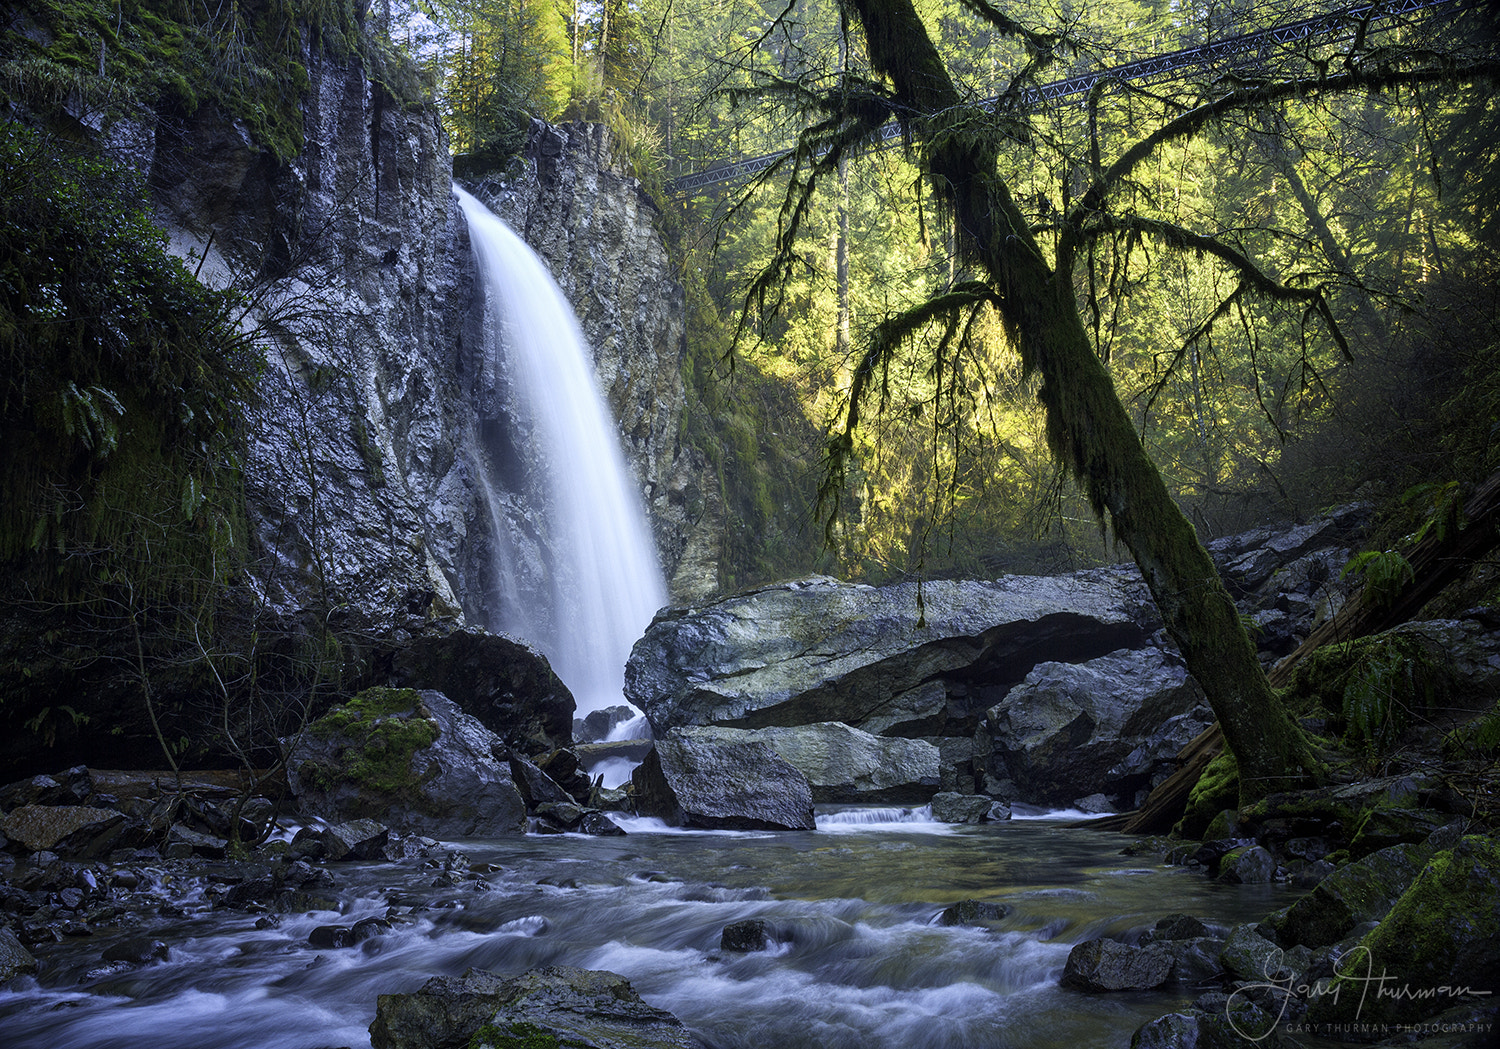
[387,628,575,755]
[672,723,940,803]
[977,647,1209,806]
[0,804,125,853]
[370,965,704,1049]
[286,688,526,838]
[1265,839,1433,948]
[1305,835,1500,1028]
[1061,939,1172,992]
[627,570,1156,739]
[631,732,816,830]
[0,927,38,985]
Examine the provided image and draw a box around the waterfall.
[456,186,668,716]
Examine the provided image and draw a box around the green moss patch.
[1307,835,1500,1026]
[468,1021,564,1049]
[301,688,438,804]
[2,0,426,163]
[1179,751,1238,838]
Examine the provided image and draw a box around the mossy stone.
[1269,841,1427,948]
[1179,752,1238,839]
[1306,835,1500,1026]
[300,687,438,805]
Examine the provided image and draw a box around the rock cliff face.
[147,62,709,637]
[150,48,473,637]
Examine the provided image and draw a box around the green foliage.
[0,0,432,162]
[1286,634,1451,752]
[1444,701,1500,760]
[1340,549,1416,611]
[0,121,257,608]
[677,263,830,590]
[429,0,573,158]
[2,0,295,160]
[1401,481,1463,546]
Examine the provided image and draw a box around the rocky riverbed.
[3,510,1498,1046]
[1,760,1496,1049]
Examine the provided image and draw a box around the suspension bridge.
[664,0,1462,198]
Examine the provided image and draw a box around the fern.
[1401,480,1464,545]
[1341,549,1415,610]
[1342,649,1409,749]
[1445,703,1500,759]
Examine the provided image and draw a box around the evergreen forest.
[2,1,1500,1045]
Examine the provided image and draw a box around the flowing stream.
[455,187,668,716]
[0,812,1295,1048]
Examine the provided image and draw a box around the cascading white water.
[455,187,667,715]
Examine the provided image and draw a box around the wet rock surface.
[627,570,1157,741]
[671,723,941,804]
[370,965,706,1049]
[631,733,816,831]
[286,689,527,839]
[977,646,1209,807]
[1062,938,1173,992]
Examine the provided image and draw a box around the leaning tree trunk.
[842,0,1316,801]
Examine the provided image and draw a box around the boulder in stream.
[977,646,1209,806]
[626,571,1156,739]
[929,792,1001,824]
[286,688,526,838]
[631,732,815,830]
[721,918,787,952]
[1305,834,1500,1028]
[0,927,38,985]
[1061,938,1173,992]
[0,804,126,855]
[671,723,940,803]
[369,965,705,1049]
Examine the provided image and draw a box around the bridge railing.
[663,0,1457,199]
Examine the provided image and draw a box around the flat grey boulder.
[631,732,815,830]
[370,965,704,1049]
[627,571,1156,739]
[287,688,526,838]
[978,647,1208,806]
[929,792,1002,824]
[673,723,940,803]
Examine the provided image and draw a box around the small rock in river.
[936,900,1012,927]
[308,917,391,949]
[101,937,169,965]
[721,918,781,952]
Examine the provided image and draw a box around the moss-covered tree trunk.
[842,0,1315,801]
